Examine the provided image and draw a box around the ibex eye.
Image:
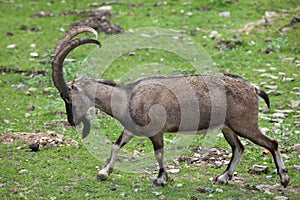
[72,85,79,91]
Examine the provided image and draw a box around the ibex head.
[51,26,101,137]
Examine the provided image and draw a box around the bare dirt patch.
[61,9,124,34]
[0,131,79,150]
[177,147,230,169]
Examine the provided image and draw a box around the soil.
[0,66,46,76]
[0,131,78,150]
[61,9,124,34]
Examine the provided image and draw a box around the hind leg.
[149,132,168,187]
[232,125,289,187]
[97,129,133,180]
[215,126,245,184]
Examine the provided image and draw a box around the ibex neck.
[78,78,120,116]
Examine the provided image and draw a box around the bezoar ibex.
[52,26,289,187]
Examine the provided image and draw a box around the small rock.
[167,168,180,174]
[214,161,223,168]
[294,165,300,171]
[219,11,230,18]
[261,127,270,134]
[249,165,268,174]
[209,30,221,39]
[255,184,268,191]
[264,85,278,90]
[291,100,300,108]
[154,2,167,6]
[19,168,28,174]
[194,153,201,158]
[216,188,223,193]
[42,87,50,94]
[210,156,216,161]
[128,52,136,56]
[72,140,80,149]
[28,87,38,92]
[274,109,295,114]
[27,105,35,111]
[260,73,278,79]
[30,44,36,48]
[292,87,300,91]
[274,196,289,200]
[159,195,166,200]
[9,188,19,193]
[30,52,39,58]
[13,83,27,90]
[152,191,162,196]
[29,143,39,152]
[278,72,286,76]
[64,58,76,62]
[282,57,294,62]
[175,183,183,187]
[267,90,282,96]
[128,29,135,34]
[140,34,151,39]
[133,150,141,157]
[293,144,300,152]
[282,77,295,82]
[7,44,17,49]
[186,12,193,17]
[253,69,267,73]
[205,187,214,193]
[197,187,206,193]
[7,31,14,36]
[98,5,112,11]
[120,192,126,198]
[109,186,117,191]
[271,113,286,118]
[55,138,63,144]
[248,41,255,46]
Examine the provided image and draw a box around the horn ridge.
[52,26,98,58]
[52,36,100,97]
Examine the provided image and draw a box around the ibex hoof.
[213,175,229,185]
[281,174,290,188]
[152,178,167,187]
[96,170,109,181]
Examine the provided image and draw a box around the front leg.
[149,132,168,187]
[97,129,133,180]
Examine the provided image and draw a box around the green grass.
[1,0,299,199]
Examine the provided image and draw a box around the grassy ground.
[0,0,299,199]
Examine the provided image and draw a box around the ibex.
[52,26,289,187]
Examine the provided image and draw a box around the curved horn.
[52,26,98,58]
[52,37,101,97]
